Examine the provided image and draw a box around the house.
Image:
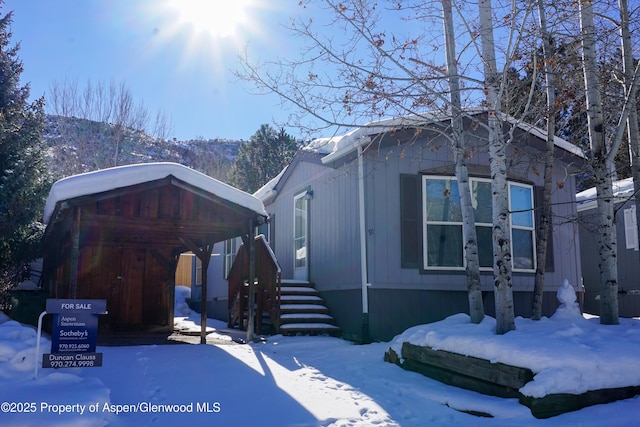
[246,111,585,342]
[577,177,640,317]
[40,162,267,339]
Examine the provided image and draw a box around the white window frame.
[293,192,309,273]
[223,238,237,279]
[422,175,536,273]
[508,182,536,272]
[624,205,639,251]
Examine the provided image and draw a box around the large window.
[422,176,535,272]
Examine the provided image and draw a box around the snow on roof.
[43,162,267,223]
[303,110,585,164]
[575,176,635,212]
[253,165,288,202]
[304,114,431,163]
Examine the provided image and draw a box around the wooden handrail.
[227,234,281,334]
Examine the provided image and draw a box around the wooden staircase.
[228,235,281,335]
[278,279,341,336]
[227,236,341,337]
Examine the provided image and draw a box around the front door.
[293,192,309,280]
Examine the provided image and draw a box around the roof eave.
[320,136,370,165]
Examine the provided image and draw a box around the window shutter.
[624,205,639,251]
[534,186,554,272]
[400,174,420,268]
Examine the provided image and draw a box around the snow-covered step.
[280,322,341,336]
[280,286,320,296]
[280,294,323,303]
[280,313,335,324]
[280,279,313,286]
[275,280,341,337]
[280,303,329,314]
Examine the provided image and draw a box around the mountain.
[43,115,243,183]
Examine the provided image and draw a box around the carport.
[41,162,267,343]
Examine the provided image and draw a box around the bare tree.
[238,0,547,333]
[578,0,640,325]
[531,0,558,320]
[618,0,640,267]
[47,78,173,172]
[477,0,516,334]
[442,0,484,324]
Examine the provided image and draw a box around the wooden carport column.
[180,238,214,344]
[245,221,256,343]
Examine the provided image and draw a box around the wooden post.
[69,207,81,298]
[180,238,213,344]
[246,220,256,343]
[198,244,213,344]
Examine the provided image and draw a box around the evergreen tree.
[228,124,298,193]
[0,8,51,299]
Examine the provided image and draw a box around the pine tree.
[0,8,51,296]
[228,124,298,193]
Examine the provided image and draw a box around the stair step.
[280,313,335,323]
[280,279,313,287]
[280,323,341,336]
[280,286,320,296]
[280,303,329,314]
[280,294,323,303]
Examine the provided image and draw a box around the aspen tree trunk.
[619,0,640,260]
[579,0,619,325]
[478,0,514,334]
[531,0,556,320]
[442,0,484,324]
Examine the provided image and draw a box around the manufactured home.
[246,111,585,341]
[577,177,640,317]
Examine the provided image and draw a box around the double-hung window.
[422,175,535,272]
[509,183,536,270]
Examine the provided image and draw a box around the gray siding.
[579,201,640,317]
[363,133,582,295]
[265,158,362,291]
[324,288,566,342]
[191,241,229,322]
[260,122,583,342]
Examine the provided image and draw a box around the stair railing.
[227,234,281,334]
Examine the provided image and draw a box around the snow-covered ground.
[1,283,639,427]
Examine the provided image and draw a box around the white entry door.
[293,192,309,280]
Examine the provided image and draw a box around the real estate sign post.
[40,299,107,370]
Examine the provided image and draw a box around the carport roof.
[44,162,267,224]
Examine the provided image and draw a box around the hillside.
[43,115,242,183]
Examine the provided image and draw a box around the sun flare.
[168,0,252,39]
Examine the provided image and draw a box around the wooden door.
[110,247,145,329]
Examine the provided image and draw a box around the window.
[509,183,535,270]
[294,193,308,270]
[256,220,270,243]
[624,205,639,251]
[422,175,535,272]
[223,238,237,279]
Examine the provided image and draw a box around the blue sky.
[4,0,299,141]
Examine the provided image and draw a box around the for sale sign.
[50,311,99,353]
[45,299,107,314]
[43,299,106,368]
